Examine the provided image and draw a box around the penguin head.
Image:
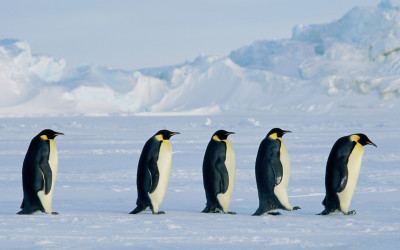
[39,129,64,140]
[154,130,180,140]
[267,128,291,139]
[212,130,235,141]
[352,133,377,147]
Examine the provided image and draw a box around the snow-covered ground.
[1,1,400,116]
[1,1,399,248]
[1,112,399,249]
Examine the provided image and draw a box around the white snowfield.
[1,2,400,116]
[0,114,398,249]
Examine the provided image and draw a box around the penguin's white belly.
[273,139,293,210]
[149,141,172,213]
[37,139,58,214]
[217,140,235,213]
[338,143,364,213]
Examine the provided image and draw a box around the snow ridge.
[1,1,400,116]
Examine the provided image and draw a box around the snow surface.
[1,2,400,116]
[0,112,399,249]
[1,1,400,248]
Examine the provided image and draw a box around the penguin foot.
[153,211,165,215]
[267,212,281,216]
[211,210,221,213]
[51,212,59,215]
[226,211,236,215]
[201,210,221,214]
[292,206,301,211]
[345,210,356,215]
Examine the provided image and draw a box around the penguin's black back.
[321,136,356,212]
[202,139,228,203]
[325,136,356,194]
[255,136,282,199]
[136,137,162,206]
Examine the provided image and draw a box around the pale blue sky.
[1,0,398,70]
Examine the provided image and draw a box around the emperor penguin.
[319,133,376,215]
[202,130,236,214]
[17,129,63,215]
[253,128,300,216]
[130,130,180,214]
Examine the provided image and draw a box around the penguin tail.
[201,205,212,213]
[131,195,152,214]
[17,207,36,215]
[18,195,44,214]
[129,205,145,214]
[319,194,340,215]
[252,207,267,216]
[17,210,28,215]
[130,199,150,214]
[317,209,332,215]
[253,197,281,215]
[201,203,221,213]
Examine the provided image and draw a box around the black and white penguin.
[130,130,179,214]
[319,133,376,215]
[202,130,236,214]
[17,129,63,215]
[253,128,300,216]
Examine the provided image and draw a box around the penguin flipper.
[269,140,283,185]
[337,162,349,193]
[38,156,52,195]
[333,141,355,193]
[215,159,229,194]
[147,158,159,194]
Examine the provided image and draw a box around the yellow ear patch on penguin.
[40,135,49,140]
[155,134,163,141]
[350,134,361,142]
[268,133,278,140]
[212,135,221,141]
